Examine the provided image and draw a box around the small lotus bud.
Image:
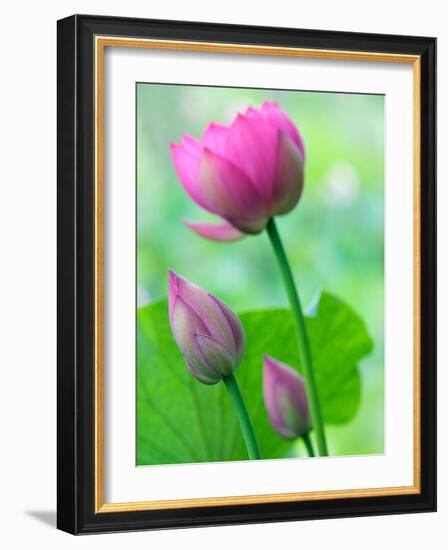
[263,355,312,439]
[168,270,245,384]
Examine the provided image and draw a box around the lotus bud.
[168,270,246,384]
[170,101,305,241]
[263,355,312,439]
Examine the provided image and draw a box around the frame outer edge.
[57,14,79,535]
[431,38,437,512]
[420,37,437,511]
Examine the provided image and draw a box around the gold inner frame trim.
[94,35,421,513]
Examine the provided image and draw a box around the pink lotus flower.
[263,355,312,439]
[168,270,246,384]
[170,101,305,241]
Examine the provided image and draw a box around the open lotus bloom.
[263,355,312,439]
[168,270,246,384]
[170,101,305,241]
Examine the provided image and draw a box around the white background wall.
[0,1,444,548]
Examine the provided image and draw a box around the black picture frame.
[57,14,436,535]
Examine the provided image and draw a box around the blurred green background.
[137,83,384,457]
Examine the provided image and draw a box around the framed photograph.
[57,14,436,534]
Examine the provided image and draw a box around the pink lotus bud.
[170,101,305,241]
[168,270,246,384]
[263,355,312,439]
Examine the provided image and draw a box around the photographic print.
[136,83,384,466]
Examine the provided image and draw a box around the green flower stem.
[266,218,328,456]
[223,374,261,460]
[302,432,315,457]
